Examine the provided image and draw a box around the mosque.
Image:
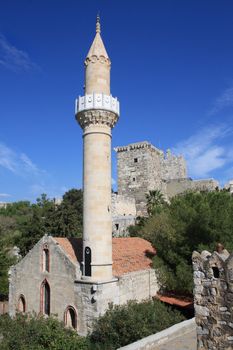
[8,17,159,335]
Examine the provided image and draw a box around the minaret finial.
[96,13,101,34]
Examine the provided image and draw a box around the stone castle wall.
[115,141,187,216]
[111,193,136,236]
[166,178,219,199]
[161,150,187,181]
[192,248,233,350]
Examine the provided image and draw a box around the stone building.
[9,17,159,335]
[192,246,233,349]
[9,235,157,335]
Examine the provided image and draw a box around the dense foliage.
[129,190,233,295]
[0,189,83,296]
[0,300,184,350]
[89,300,185,349]
[0,313,88,350]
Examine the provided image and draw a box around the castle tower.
[75,16,120,281]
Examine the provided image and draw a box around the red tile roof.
[53,237,156,277]
[157,294,193,308]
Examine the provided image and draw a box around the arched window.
[43,248,49,272]
[40,280,50,315]
[84,246,92,276]
[17,295,26,313]
[64,306,77,330]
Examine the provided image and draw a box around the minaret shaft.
[82,123,112,280]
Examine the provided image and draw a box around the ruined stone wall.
[111,193,136,236]
[112,216,135,237]
[115,141,188,216]
[115,142,164,216]
[192,249,233,350]
[161,151,187,181]
[166,178,219,199]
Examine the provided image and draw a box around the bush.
[0,313,88,350]
[131,190,233,294]
[89,300,185,349]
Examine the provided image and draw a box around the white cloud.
[0,193,11,198]
[20,153,41,175]
[0,143,44,177]
[0,33,39,72]
[172,125,233,178]
[209,87,233,115]
[0,142,69,201]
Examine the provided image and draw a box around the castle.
[112,140,219,236]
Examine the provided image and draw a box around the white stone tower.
[75,16,120,281]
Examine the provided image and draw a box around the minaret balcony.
[75,93,120,116]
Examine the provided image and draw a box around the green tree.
[89,300,184,349]
[131,190,233,295]
[146,190,165,216]
[45,189,83,237]
[0,241,15,296]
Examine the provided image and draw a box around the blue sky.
[0,0,233,202]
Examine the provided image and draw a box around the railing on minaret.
[75,16,119,281]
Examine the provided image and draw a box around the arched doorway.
[18,295,26,312]
[64,306,77,330]
[40,280,50,315]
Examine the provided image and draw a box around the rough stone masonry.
[192,245,233,350]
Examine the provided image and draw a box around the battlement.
[192,248,233,349]
[114,141,162,155]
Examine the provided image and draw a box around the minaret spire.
[85,16,111,95]
[96,14,101,34]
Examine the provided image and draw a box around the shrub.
[0,313,88,350]
[89,300,185,349]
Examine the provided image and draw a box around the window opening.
[212,267,220,278]
[43,249,49,272]
[134,158,138,163]
[115,224,119,230]
[41,280,50,315]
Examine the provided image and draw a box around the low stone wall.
[118,318,196,350]
[192,249,233,349]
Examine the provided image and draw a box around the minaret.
[75,16,119,281]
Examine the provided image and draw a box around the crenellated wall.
[192,248,233,350]
[115,141,187,216]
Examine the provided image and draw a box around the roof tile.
[53,237,156,277]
